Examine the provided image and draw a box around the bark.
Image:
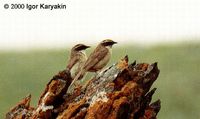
[6,56,161,119]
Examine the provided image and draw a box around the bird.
[66,44,90,79]
[69,39,117,89]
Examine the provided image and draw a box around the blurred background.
[0,0,200,118]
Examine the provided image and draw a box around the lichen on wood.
[6,55,161,119]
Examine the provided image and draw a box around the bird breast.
[71,51,87,78]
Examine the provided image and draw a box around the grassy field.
[0,43,200,118]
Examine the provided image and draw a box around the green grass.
[0,43,200,118]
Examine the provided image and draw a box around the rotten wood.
[6,55,161,119]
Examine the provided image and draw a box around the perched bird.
[70,39,117,87]
[66,44,90,78]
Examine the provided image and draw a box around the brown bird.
[70,39,117,88]
[66,44,90,78]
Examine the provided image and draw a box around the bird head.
[72,44,90,52]
[101,39,117,47]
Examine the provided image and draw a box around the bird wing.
[83,46,109,71]
[67,56,78,70]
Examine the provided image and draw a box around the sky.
[0,0,200,50]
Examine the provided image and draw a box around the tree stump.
[6,56,161,119]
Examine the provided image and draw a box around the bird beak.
[113,41,117,44]
[85,45,91,49]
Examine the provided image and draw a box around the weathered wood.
[32,70,72,119]
[6,56,161,119]
[5,94,34,119]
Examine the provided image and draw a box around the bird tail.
[67,70,85,94]
[74,69,85,83]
